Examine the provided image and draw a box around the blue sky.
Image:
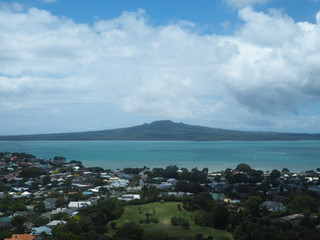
[0,0,320,134]
[17,0,320,32]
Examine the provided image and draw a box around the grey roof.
[32,226,52,235]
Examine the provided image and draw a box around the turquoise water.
[0,141,319,172]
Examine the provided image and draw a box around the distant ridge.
[0,120,320,141]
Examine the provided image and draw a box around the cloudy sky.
[1,0,320,135]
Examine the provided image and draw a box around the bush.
[110,221,117,229]
[116,222,144,240]
[170,216,190,229]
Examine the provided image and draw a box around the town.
[0,152,320,240]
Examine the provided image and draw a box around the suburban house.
[4,234,36,240]
[68,201,92,209]
[261,201,285,212]
[46,220,67,228]
[118,194,141,201]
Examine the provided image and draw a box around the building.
[4,234,36,240]
[261,201,285,212]
[68,201,91,209]
[31,226,52,236]
[46,220,67,228]
[118,194,140,201]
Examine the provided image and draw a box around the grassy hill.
[107,201,233,240]
[1,120,319,141]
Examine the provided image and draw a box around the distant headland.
[0,120,320,141]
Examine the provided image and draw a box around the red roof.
[4,233,36,240]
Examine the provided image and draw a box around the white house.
[46,220,66,228]
[68,201,91,209]
[118,194,140,201]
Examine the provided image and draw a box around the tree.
[202,167,209,175]
[270,169,281,181]
[54,156,66,161]
[193,192,216,212]
[116,222,144,240]
[10,215,26,227]
[0,196,10,212]
[9,201,27,212]
[229,172,247,184]
[110,221,117,229]
[42,175,51,185]
[289,195,319,213]
[82,198,124,226]
[247,169,263,183]
[163,165,180,179]
[51,212,70,221]
[236,163,252,172]
[244,196,262,217]
[34,201,46,213]
[32,216,49,227]
[151,167,164,178]
[55,197,68,208]
[0,231,13,240]
[213,206,229,230]
[52,231,79,240]
[141,186,159,200]
[20,167,43,178]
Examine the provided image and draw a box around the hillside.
[0,120,320,141]
[107,201,233,240]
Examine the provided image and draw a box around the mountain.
[0,120,320,141]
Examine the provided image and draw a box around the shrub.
[170,216,190,229]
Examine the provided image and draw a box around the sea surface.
[0,140,319,172]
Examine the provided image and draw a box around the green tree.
[0,196,11,212]
[55,197,68,208]
[141,186,159,200]
[0,231,13,240]
[244,196,262,217]
[110,221,117,229]
[163,165,180,179]
[9,201,27,212]
[116,222,144,240]
[236,163,252,172]
[20,167,43,178]
[289,195,319,213]
[193,192,216,212]
[51,212,70,221]
[213,206,229,230]
[52,231,79,240]
[42,175,51,185]
[82,198,124,226]
[270,169,281,181]
[10,215,26,227]
[32,216,49,227]
[34,201,46,213]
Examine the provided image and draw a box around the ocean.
[0,140,319,172]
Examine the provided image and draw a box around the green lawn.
[108,201,233,240]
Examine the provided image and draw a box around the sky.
[1,0,320,135]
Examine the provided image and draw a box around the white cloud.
[0,5,320,133]
[223,0,270,9]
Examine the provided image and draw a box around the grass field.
[108,201,233,240]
